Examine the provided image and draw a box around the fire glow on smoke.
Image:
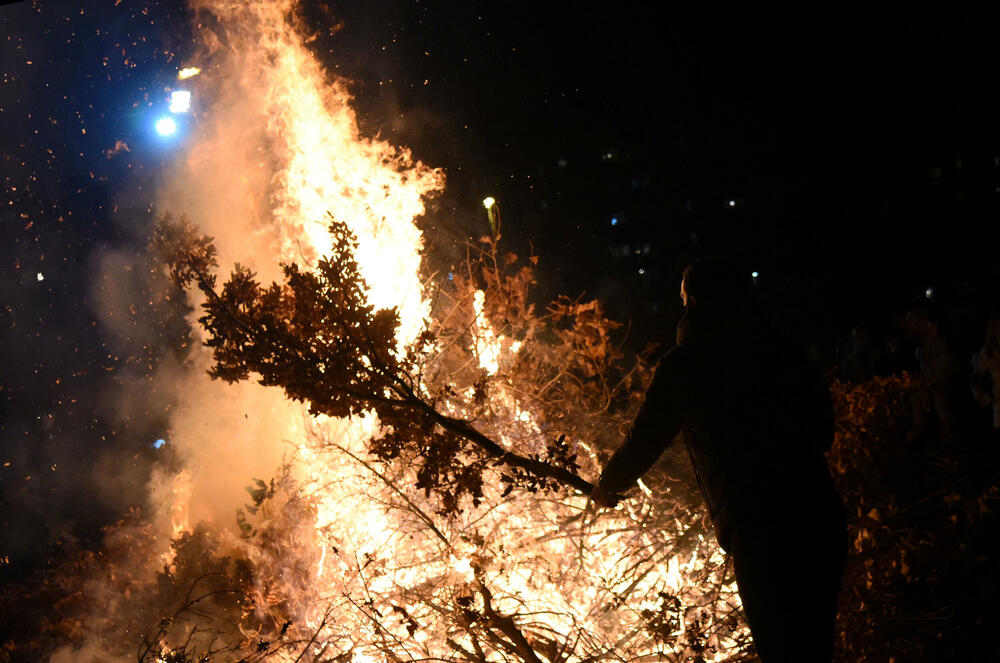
[108,1,753,661]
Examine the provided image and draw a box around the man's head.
[680,257,751,310]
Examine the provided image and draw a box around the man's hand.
[589,483,623,509]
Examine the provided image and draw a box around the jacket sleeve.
[597,351,685,494]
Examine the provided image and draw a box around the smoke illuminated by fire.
[58,1,751,661]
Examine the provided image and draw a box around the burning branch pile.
[136,215,751,663]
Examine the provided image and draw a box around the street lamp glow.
[169,90,191,113]
[155,116,177,136]
[482,196,496,209]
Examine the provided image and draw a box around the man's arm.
[593,352,685,501]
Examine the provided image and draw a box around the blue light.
[155,116,177,136]
[152,438,166,449]
[610,217,618,226]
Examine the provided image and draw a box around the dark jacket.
[597,306,843,551]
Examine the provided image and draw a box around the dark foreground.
[829,373,1000,661]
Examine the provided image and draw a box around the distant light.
[728,200,736,207]
[751,271,759,278]
[169,90,191,113]
[36,272,44,282]
[482,196,496,209]
[152,438,166,450]
[638,267,645,275]
[925,287,934,299]
[177,67,201,80]
[155,116,177,136]
[610,217,618,226]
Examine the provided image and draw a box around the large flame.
[137,1,749,661]
[151,0,442,540]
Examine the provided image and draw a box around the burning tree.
[116,214,751,663]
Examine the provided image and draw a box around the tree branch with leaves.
[151,216,599,515]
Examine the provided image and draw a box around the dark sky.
[316,2,1000,335]
[3,0,1000,577]
[1,0,198,577]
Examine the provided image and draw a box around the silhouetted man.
[591,258,847,662]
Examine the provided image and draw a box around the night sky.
[314,2,1000,342]
[3,0,1000,578]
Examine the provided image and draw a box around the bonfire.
[42,2,751,661]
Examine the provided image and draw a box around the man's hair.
[682,257,751,308]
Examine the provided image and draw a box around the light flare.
[169,90,191,113]
[154,116,177,136]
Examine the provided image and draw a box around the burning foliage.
[136,213,747,662]
[151,215,600,513]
